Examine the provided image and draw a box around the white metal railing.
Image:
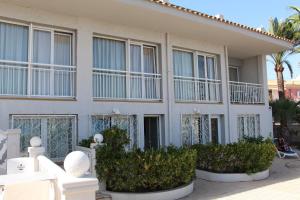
[0,60,76,98]
[93,69,161,100]
[229,81,264,104]
[174,76,221,102]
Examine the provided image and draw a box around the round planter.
[196,169,269,182]
[103,182,194,200]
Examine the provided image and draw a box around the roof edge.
[148,0,294,45]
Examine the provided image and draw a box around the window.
[229,66,239,82]
[0,21,75,98]
[93,38,126,70]
[0,22,28,62]
[173,50,193,77]
[12,115,76,161]
[238,114,260,138]
[91,115,138,148]
[181,114,210,145]
[173,49,221,102]
[181,114,223,145]
[93,36,161,100]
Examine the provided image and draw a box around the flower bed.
[95,127,197,193]
[192,139,276,175]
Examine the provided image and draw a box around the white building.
[0,0,292,160]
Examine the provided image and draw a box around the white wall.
[0,2,272,148]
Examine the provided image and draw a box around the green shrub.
[241,135,265,144]
[192,140,276,174]
[95,128,196,192]
[79,136,94,148]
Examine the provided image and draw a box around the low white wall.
[37,155,99,200]
[196,169,269,182]
[0,129,20,174]
[104,182,194,200]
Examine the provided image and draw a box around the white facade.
[0,0,290,159]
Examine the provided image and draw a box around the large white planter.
[196,169,269,182]
[103,182,194,200]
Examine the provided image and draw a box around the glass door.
[210,116,221,144]
[144,116,160,150]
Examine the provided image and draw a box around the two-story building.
[0,0,292,160]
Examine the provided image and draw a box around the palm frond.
[289,6,300,13]
[283,60,293,78]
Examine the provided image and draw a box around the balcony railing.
[174,76,221,102]
[0,60,76,98]
[93,69,161,100]
[229,81,264,104]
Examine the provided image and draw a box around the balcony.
[0,61,76,98]
[174,76,221,103]
[229,81,264,104]
[93,69,162,100]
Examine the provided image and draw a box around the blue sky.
[171,0,300,80]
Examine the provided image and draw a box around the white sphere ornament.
[64,151,90,178]
[30,137,42,147]
[94,134,103,144]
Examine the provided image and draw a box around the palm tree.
[289,6,300,51]
[269,18,299,99]
[270,99,300,140]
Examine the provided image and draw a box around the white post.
[62,151,99,200]
[28,137,45,171]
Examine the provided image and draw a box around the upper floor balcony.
[228,57,264,104]
[92,37,162,101]
[0,21,76,99]
[173,49,222,103]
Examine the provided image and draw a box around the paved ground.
[183,157,300,200]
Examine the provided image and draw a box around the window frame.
[237,114,260,138]
[0,19,76,98]
[92,34,161,100]
[228,66,240,82]
[180,113,223,146]
[10,114,77,161]
[172,47,219,80]
[90,114,139,149]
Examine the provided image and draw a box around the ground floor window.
[91,115,138,148]
[237,114,260,138]
[181,114,223,145]
[11,115,76,161]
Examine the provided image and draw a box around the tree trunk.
[275,65,285,100]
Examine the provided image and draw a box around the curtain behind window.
[173,50,193,77]
[33,30,51,64]
[0,22,28,62]
[206,57,215,79]
[130,44,141,72]
[93,38,125,70]
[54,33,72,66]
[198,55,205,78]
[144,46,156,74]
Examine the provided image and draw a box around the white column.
[223,46,231,143]
[165,32,174,146]
[76,19,94,140]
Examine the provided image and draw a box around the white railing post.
[28,137,45,172]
